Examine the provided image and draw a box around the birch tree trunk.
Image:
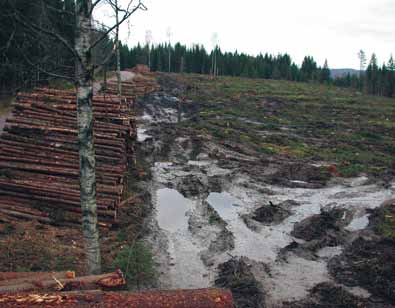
[115,0,122,97]
[168,44,171,72]
[75,0,101,275]
[148,45,151,69]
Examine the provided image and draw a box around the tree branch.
[89,0,147,51]
[94,42,117,75]
[0,25,16,54]
[91,0,104,14]
[16,42,74,81]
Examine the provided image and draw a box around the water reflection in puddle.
[155,187,211,288]
[187,160,211,167]
[207,192,241,220]
[137,128,152,142]
[156,188,193,232]
[207,191,283,261]
[346,214,370,231]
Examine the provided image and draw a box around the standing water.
[155,188,211,288]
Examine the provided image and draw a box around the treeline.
[120,42,395,98]
[334,54,395,97]
[119,42,331,83]
[0,0,113,94]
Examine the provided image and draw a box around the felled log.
[0,209,54,224]
[0,270,125,294]
[0,272,75,286]
[0,272,75,283]
[0,288,234,308]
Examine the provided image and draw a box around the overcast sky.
[96,0,394,69]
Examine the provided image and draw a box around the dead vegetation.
[291,207,349,242]
[215,257,265,308]
[326,200,395,304]
[252,200,297,225]
[282,282,382,308]
[267,163,332,188]
[329,236,395,302]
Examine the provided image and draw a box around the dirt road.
[93,71,135,95]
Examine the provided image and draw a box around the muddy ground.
[135,73,395,307]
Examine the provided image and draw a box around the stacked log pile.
[0,88,135,227]
[103,73,159,99]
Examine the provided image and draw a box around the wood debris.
[0,270,125,293]
[0,288,233,307]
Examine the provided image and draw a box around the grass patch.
[0,236,53,271]
[112,241,155,289]
[116,228,129,242]
[0,96,14,115]
[337,164,366,177]
[209,212,222,225]
[55,255,77,271]
[377,205,395,238]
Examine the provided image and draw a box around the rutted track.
[136,74,395,307]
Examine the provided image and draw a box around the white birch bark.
[75,0,101,275]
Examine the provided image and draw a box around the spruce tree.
[320,59,331,83]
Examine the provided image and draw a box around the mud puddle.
[137,128,152,142]
[156,188,193,231]
[155,187,211,289]
[149,151,393,303]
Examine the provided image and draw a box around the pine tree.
[357,50,367,90]
[300,56,317,82]
[320,59,331,83]
[366,53,379,95]
[385,55,395,97]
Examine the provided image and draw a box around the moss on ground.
[112,242,155,289]
[376,203,395,238]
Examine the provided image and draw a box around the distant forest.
[1,0,394,98]
[121,42,395,98]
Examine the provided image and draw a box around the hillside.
[136,72,394,307]
[330,68,360,78]
[173,74,394,179]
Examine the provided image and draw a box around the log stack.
[0,88,135,227]
[103,74,160,100]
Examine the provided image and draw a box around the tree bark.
[75,0,101,275]
[168,45,171,73]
